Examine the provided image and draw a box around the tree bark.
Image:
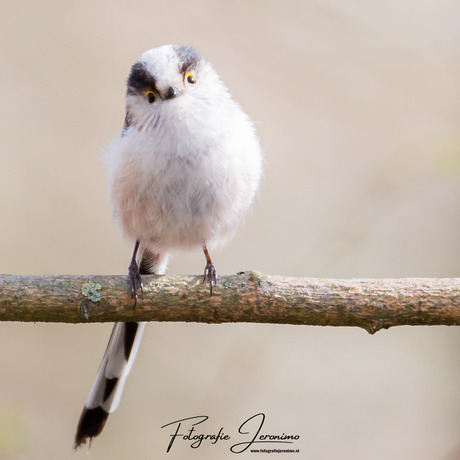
[0,273,459,334]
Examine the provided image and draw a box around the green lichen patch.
[81,282,102,302]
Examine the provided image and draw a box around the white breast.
[107,86,263,254]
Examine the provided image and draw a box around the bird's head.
[124,45,227,131]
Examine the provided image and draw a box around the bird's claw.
[203,262,217,295]
[129,259,143,307]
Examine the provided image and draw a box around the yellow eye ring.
[145,90,156,103]
[186,74,196,84]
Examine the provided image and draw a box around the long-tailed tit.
[74,44,263,448]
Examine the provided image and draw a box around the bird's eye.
[145,90,156,103]
[186,73,197,84]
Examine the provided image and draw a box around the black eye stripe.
[127,62,158,95]
[174,45,202,74]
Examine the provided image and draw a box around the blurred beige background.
[0,1,459,459]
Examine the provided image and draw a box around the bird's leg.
[202,245,217,294]
[128,240,142,306]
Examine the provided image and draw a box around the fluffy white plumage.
[108,45,263,256]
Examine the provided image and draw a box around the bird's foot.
[128,259,143,307]
[203,262,217,295]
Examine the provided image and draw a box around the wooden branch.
[0,273,459,334]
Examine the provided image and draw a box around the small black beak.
[165,86,181,100]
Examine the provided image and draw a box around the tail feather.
[74,250,167,449]
[74,407,109,448]
[74,322,146,449]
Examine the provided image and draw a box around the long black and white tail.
[74,250,166,448]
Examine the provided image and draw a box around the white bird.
[74,44,263,448]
